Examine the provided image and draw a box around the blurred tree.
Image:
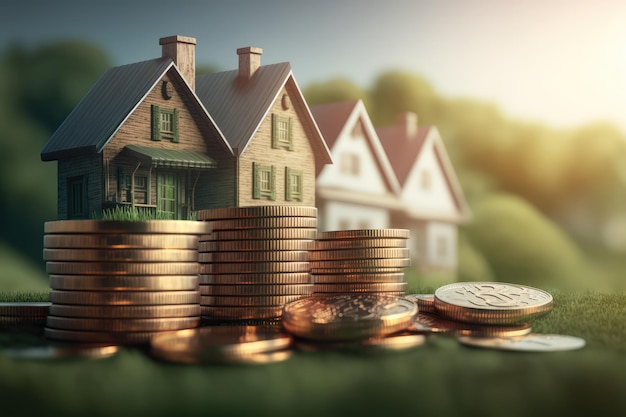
[463,193,588,289]
[303,78,369,108]
[0,41,111,267]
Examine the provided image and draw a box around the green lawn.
[0,290,624,417]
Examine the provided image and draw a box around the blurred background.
[1,0,625,292]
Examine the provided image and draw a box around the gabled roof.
[310,100,360,149]
[312,99,401,195]
[377,124,430,186]
[378,121,471,222]
[41,58,231,161]
[196,63,331,166]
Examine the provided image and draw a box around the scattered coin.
[410,313,532,337]
[404,294,435,313]
[456,334,586,352]
[434,282,554,325]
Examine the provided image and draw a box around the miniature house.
[312,100,470,276]
[41,36,331,219]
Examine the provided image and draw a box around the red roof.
[310,100,359,148]
[377,124,430,186]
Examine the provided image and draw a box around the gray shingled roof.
[41,58,174,161]
[195,63,293,152]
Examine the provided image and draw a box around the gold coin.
[199,273,311,285]
[309,248,410,261]
[48,290,199,305]
[197,205,317,220]
[282,293,418,342]
[317,229,410,240]
[44,220,209,234]
[4,345,119,360]
[43,248,198,262]
[310,258,411,270]
[206,217,317,230]
[456,334,586,352]
[46,316,199,332]
[198,250,309,263]
[0,302,51,317]
[43,234,198,249]
[49,275,199,291]
[404,294,435,313]
[311,266,406,275]
[434,282,554,325]
[199,239,314,252]
[410,312,532,337]
[150,325,292,364]
[314,238,408,251]
[312,272,405,284]
[201,294,308,307]
[48,304,201,318]
[200,284,314,296]
[46,261,199,275]
[297,332,426,353]
[202,228,318,241]
[201,305,285,320]
[44,327,178,345]
[201,261,310,274]
[313,282,408,294]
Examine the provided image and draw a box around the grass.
[93,206,197,221]
[0,290,624,417]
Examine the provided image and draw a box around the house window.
[253,162,276,200]
[118,172,149,205]
[420,170,431,190]
[285,167,303,202]
[67,176,88,219]
[151,105,179,142]
[272,114,293,150]
[340,153,360,176]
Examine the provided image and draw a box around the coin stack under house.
[196,206,318,321]
[310,229,411,296]
[42,220,206,344]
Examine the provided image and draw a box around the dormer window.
[272,114,293,150]
[151,105,179,142]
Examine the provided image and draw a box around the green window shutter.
[270,165,276,200]
[151,105,161,141]
[287,117,293,150]
[252,162,261,199]
[172,108,179,143]
[285,167,292,201]
[271,114,279,149]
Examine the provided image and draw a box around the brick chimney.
[237,46,263,79]
[397,112,418,139]
[160,35,197,90]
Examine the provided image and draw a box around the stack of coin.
[407,281,554,338]
[0,302,51,325]
[42,220,206,344]
[282,293,423,353]
[196,206,317,321]
[310,229,411,296]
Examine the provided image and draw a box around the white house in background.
[311,100,404,231]
[377,113,471,275]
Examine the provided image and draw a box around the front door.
[157,172,178,219]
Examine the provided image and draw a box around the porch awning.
[122,145,216,169]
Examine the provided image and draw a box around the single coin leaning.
[281,294,418,342]
[150,325,293,364]
[457,334,586,352]
[434,282,554,325]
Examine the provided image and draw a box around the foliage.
[462,193,587,289]
[93,206,196,221]
[302,78,369,108]
[456,233,494,282]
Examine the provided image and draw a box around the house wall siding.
[238,84,316,207]
[101,71,235,211]
[57,154,103,219]
[319,200,389,231]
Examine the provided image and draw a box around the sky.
[2,0,625,133]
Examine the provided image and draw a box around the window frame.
[151,105,179,143]
[67,175,88,219]
[271,114,293,150]
[253,162,276,200]
[285,167,303,202]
